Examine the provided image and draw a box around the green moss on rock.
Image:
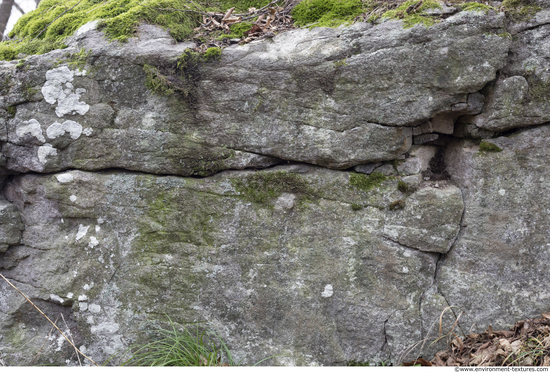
[479,141,503,152]
[6,105,16,117]
[502,0,541,21]
[397,180,409,193]
[232,170,316,207]
[144,64,175,96]
[381,0,441,28]
[291,0,367,27]
[461,2,495,13]
[349,172,387,192]
[203,47,222,62]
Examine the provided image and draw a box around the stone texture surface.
[0,166,462,365]
[0,10,510,174]
[0,200,23,253]
[469,10,550,131]
[383,186,464,253]
[1,5,550,367]
[443,126,550,330]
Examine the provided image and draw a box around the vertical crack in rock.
[379,311,396,361]
[433,184,468,304]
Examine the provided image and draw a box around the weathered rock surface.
[0,11,510,174]
[2,4,550,367]
[0,200,23,253]
[440,126,550,330]
[468,8,550,131]
[0,166,463,365]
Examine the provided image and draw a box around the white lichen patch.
[46,120,83,139]
[78,294,88,301]
[56,173,74,183]
[70,195,77,202]
[41,66,90,117]
[498,189,506,196]
[50,294,64,304]
[16,119,46,142]
[37,144,57,164]
[83,127,93,136]
[89,236,99,248]
[321,284,333,298]
[88,304,101,314]
[79,302,88,311]
[76,224,89,241]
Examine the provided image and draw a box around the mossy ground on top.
[380,0,442,28]
[291,0,368,27]
[0,0,270,61]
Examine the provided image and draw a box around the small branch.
[32,0,82,41]
[13,1,25,15]
[0,273,99,367]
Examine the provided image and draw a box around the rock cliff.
[1,3,550,366]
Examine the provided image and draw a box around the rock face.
[1,6,550,366]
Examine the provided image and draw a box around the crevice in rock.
[510,20,550,35]
[429,170,469,311]
[379,310,396,360]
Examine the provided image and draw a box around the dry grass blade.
[61,313,82,366]
[0,273,99,367]
[31,314,60,365]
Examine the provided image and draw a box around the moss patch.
[397,180,409,193]
[1,0,248,61]
[381,0,441,28]
[144,64,175,96]
[502,0,541,21]
[6,105,16,117]
[349,172,387,192]
[217,22,255,40]
[479,141,503,152]
[389,199,405,210]
[461,2,495,12]
[232,170,316,207]
[144,47,220,97]
[291,0,367,27]
[351,203,363,211]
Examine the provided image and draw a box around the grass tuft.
[115,317,235,366]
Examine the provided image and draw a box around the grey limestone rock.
[0,200,23,253]
[0,166,464,365]
[0,11,511,174]
[3,5,550,367]
[442,125,550,330]
[383,186,464,253]
[471,16,550,131]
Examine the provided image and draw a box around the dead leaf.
[542,313,550,320]
[403,358,432,366]
[222,7,235,21]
